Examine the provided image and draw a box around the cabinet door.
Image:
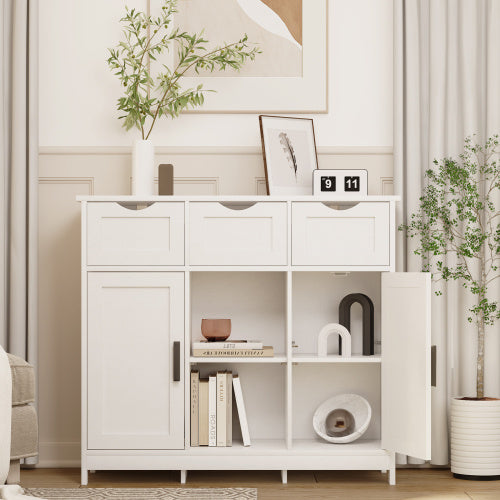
[381,272,431,460]
[87,272,184,450]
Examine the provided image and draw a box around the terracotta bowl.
[201,319,231,342]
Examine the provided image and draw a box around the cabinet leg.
[281,470,287,484]
[388,451,396,485]
[81,468,88,486]
[180,470,187,484]
[389,468,396,485]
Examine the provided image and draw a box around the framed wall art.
[162,0,328,112]
[259,115,318,195]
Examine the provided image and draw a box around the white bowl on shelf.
[313,393,372,444]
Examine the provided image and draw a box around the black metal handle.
[173,341,181,382]
[431,345,436,387]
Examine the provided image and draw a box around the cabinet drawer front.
[87,202,184,265]
[189,202,288,265]
[292,202,390,266]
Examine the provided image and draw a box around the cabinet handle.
[431,345,436,387]
[173,341,181,382]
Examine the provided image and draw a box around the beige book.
[216,371,226,446]
[192,346,274,357]
[226,371,233,446]
[198,378,209,446]
[190,370,199,447]
[208,374,217,447]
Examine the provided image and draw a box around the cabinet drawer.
[87,202,184,265]
[189,202,287,265]
[292,202,390,266]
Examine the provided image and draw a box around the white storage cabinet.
[80,196,431,486]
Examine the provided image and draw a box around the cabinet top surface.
[77,195,400,202]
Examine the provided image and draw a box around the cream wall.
[38,0,394,466]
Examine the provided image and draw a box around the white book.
[216,371,226,447]
[192,341,263,350]
[233,375,251,447]
[208,374,217,447]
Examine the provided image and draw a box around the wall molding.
[39,176,95,194]
[38,442,80,468]
[39,146,393,156]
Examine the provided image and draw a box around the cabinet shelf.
[189,439,287,455]
[291,439,386,456]
[292,354,381,364]
[188,439,386,456]
[190,355,287,364]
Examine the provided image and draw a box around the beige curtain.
[394,0,500,466]
[0,0,38,388]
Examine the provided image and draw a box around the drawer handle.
[218,202,257,211]
[321,202,360,211]
[117,202,154,211]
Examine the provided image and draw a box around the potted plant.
[401,135,500,480]
[107,0,259,195]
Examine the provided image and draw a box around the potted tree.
[107,0,260,194]
[401,135,500,480]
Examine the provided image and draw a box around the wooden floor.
[19,468,500,499]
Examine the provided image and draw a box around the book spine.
[233,375,251,447]
[198,379,209,446]
[192,342,263,350]
[216,371,226,446]
[190,370,199,447]
[192,347,274,357]
[226,372,233,446]
[208,374,217,447]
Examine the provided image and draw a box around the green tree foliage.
[401,136,500,399]
[107,0,260,139]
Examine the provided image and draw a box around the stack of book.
[190,370,251,447]
[192,340,274,358]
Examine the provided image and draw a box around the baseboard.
[38,442,80,468]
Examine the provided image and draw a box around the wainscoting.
[37,146,393,467]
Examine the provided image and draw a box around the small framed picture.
[259,115,319,195]
[313,169,368,197]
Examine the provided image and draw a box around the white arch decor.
[317,323,351,358]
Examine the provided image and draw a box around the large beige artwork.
[175,0,303,77]
[156,0,328,112]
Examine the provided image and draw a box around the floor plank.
[18,468,500,499]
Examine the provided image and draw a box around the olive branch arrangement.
[400,135,500,399]
[107,0,260,139]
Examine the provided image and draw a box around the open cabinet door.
[381,272,431,460]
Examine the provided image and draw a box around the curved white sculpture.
[317,323,351,357]
[313,394,372,444]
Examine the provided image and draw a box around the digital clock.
[313,169,368,196]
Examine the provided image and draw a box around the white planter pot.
[132,140,155,195]
[451,397,500,479]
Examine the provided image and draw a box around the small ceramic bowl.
[201,318,231,342]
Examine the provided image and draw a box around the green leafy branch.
[400,135,500,398]
[107,0,260,139]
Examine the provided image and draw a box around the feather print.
[279,132,298,180]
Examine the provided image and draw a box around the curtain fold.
[394,0,500,466]
[0,0,38,396]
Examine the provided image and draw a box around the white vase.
[132,139,155,195]
[451,397,500,479]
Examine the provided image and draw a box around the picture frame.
[259,115,319,195]
[164,0,328,113]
